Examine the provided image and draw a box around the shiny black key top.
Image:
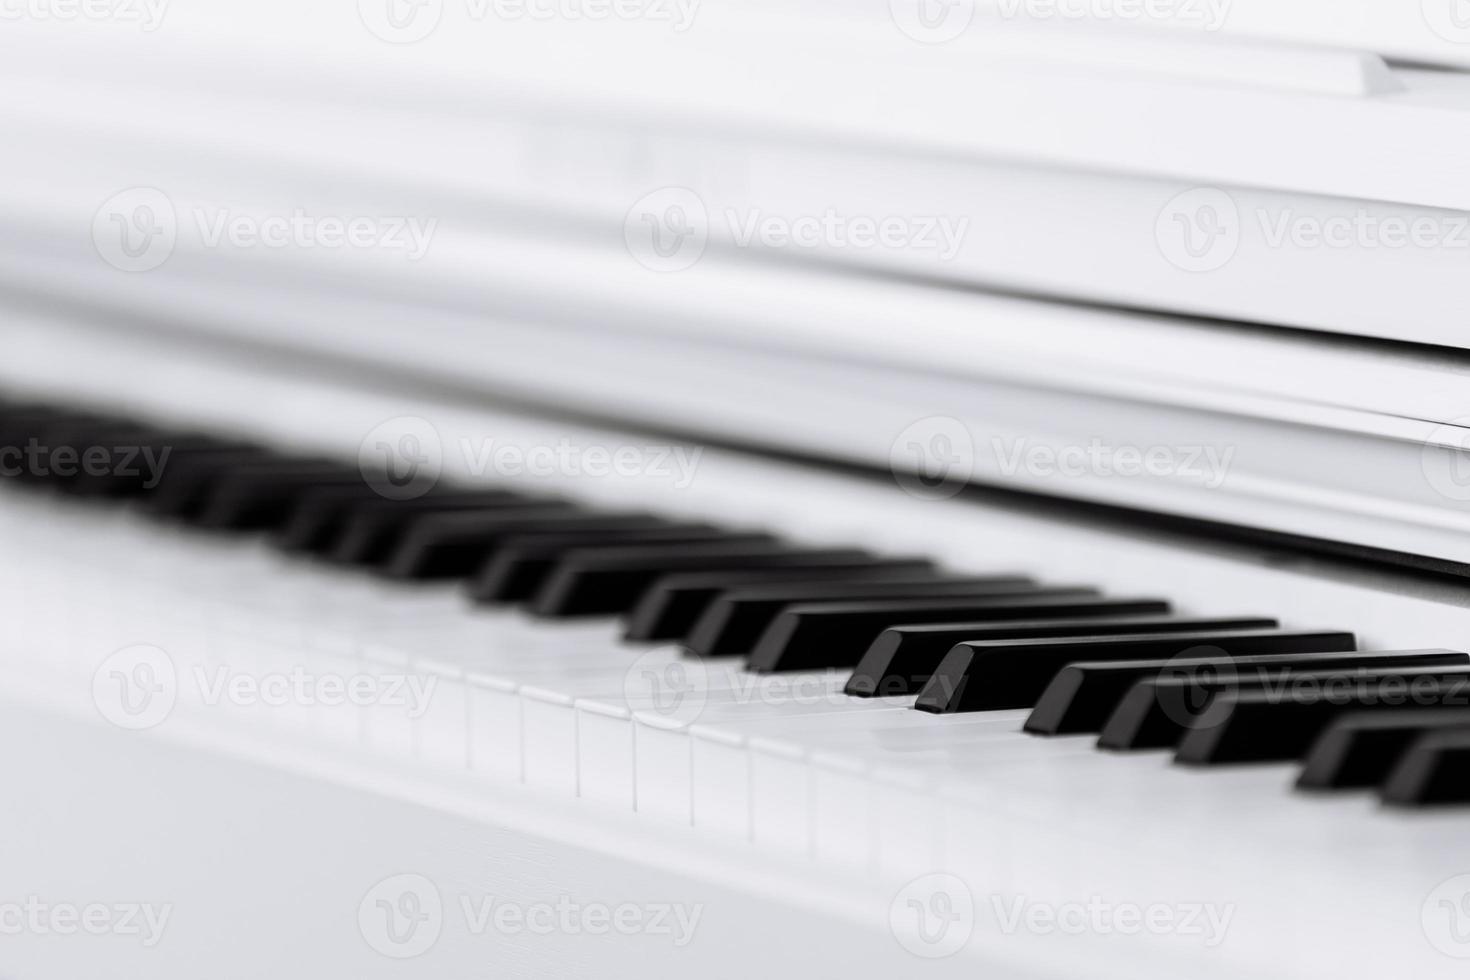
[852,611,1276,699]
[531,542,866,618]
[622,558,938,642]
[747,589,1108,674]
[193,462,366,530]
[467,525,737,603]
[1100,654,1468,752]
[1175,668,1470,765]
[914,629,1355,714]
[1380,729,1470,806]
[852,609,1259,698]
[383,510,666,580]
[328,493,568,566]
[1297,709,1470,790]
[1027,647,1462,736]
[685,578,1041,659]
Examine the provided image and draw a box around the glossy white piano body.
[6,3,1470,977]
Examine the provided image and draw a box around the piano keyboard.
[4,322,1470,978]
[10,392,1470,803]
[10,0,1470,974]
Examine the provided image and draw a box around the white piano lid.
[756,0,1470,72]
[6,90,1470,352]
[3,13,1470,214]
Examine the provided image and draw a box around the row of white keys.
[752,694,1466,977]
[619,681,915,828]
[707,705,1045,865]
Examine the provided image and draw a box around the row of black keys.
[8,404,1470,806]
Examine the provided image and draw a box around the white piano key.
[575,700,638,810]
[464,673,524,781]
[746,736,813,857]
[809,751,876,875]
[752,710,1096,874]
[633,711,697,824]
[519,686,582,795]
[870,764,943,879]
[689,724,751,839]
[357,641,416,759]
[535,632,917,814]
[414,674,472,771]
[464,675,522,781]
[644,693,915,831]
[525,660,828,805]
[504,660,684,791]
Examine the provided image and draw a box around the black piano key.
[275,483,415,552]
[192,462,368,530]
[2,416,110,484]
[141,449,293,517]
[913,629,1356,714]
[466,524,737,603]
[852,610,1273,698]
[289,486,540,554]
[1174,668,1470,765]
[65,431,255,498]
[531,543,888,618]
[1028,647,1465,736]
[0,411,260,502]
[1380,729,1470,806]
[1097,655,1469,752]
[621,558,939,642]
[327,493,569,566]
[1,416,145,489]
[382,510,670,580]
[1297,709,1470,790]
[0,407,77,446]
[746,589,1116,674]
[0,409,114,450]
[846,614,1199,696]
[685,577,1042,659]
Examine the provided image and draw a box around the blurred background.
[7,0,1470,564]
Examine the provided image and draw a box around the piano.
[3,2,1470,977]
